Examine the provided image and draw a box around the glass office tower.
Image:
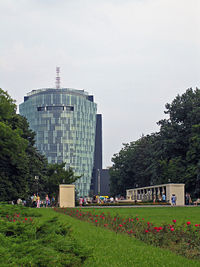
[19,88,97,197]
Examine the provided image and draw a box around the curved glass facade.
[19,88,97,197]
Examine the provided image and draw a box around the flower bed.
[54,207,200,260]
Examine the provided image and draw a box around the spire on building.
[56,67,60,89]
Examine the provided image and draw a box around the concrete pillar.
[59,184,75,208]
[167,184,185,205]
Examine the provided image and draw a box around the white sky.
[0,0,199,167]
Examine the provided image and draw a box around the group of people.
[31,194,55,208]
[152,193,166,203]
[170,193,200,206]
[78,195,122,206]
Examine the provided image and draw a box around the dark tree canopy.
[110,88,200,197]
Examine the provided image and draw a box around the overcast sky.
[0,0,199,167]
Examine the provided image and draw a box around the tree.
[110,134,159,196]
[0,89,48,201]
[110,88,200,197]
[45,163,81,199]
[157,88,200,194]
[0,90,29,200]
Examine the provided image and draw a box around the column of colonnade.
[127,184,185,205]
[127,185,168,202]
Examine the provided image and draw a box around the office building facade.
[91,114,110,196]
[19,88,97,197]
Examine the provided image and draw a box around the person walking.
[79,197,83,207]
[33,193,37,207]
[171,194,176,206]
[162,193,166,202]
[51,196,55,207]
[45,194,49,208]
[36,194,40,208]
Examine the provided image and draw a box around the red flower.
[147,222,150,225]
[142,218,144,220]
[119,224,123,227]
[25,218,28,221]
[145,230,149,233]
[172,219,176,223]
[154,227,158,230]
[170,228,174,231]
[187,221,191,225]
[136,218,139,221]
[13,219,16,222]
[95,220,98,223]
[17,214,19,218]
[195,224,198,227]
[158,227,163,230]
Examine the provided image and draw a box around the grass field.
[83,206,200,225]
[53,206,200,266]
[1,205,200,266]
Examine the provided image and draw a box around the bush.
[0,204,90,266]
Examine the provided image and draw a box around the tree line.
[110,88,200,198]
[0,88,80,202]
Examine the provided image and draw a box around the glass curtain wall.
[19,88,97,197]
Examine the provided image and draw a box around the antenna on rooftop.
[56,67,60,89]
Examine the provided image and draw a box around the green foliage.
[0,88,49,201]
[0,89,16,122]
[110,88,200,197]
[0,204,90,266]
[45,163,81,198]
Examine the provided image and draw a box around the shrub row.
[0,205,90,266]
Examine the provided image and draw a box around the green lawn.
[83,206,200,225]
[1,205,200,266]
[51,207,200,266]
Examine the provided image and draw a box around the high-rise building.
[91,114,110,196]
[19,87,98,197]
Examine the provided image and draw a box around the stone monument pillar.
[59,184,75,208]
